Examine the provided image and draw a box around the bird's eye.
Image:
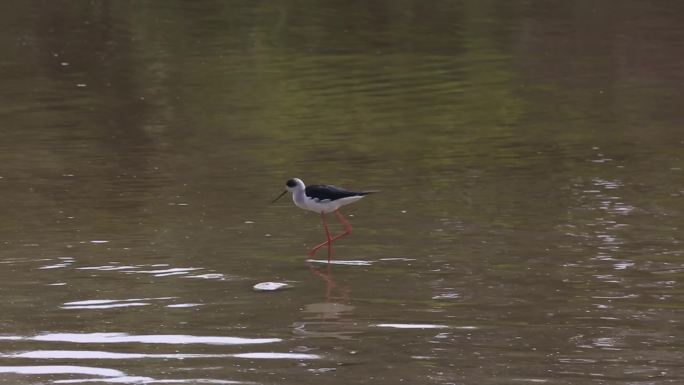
[286,179,297,188]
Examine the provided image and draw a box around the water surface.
[0,1,683,384]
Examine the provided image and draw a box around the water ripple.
[306,259,373,266]
[54,378,242,384]
[61,297,177,310]
[4,350,230,360]
[3,350,318,360]
[374,323,449,329]
[0,332,281,345]
[0,365,123,377]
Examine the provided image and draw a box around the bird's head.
[272,178,305,203]
[285,178,304,191]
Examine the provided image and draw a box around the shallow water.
[0,1,683,384]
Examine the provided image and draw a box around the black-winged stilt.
[272,178,376,262]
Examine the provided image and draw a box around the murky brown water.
[1,1,683,384]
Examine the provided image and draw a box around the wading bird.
[272,178,376,262]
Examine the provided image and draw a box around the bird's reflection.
[291,262,357,340]
[307,262,351,307]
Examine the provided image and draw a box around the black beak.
[271,190,287,204]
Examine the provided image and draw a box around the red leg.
[332,210,353,241]
[324,213,333,261]
[308,212,333,257]
[307,210,353,262]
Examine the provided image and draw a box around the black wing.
[305,184,366,201]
